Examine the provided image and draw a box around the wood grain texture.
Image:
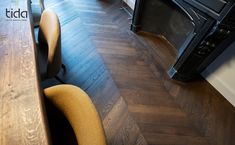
[136,32,235,145]
[69,0,211,145]
[0,0,50,145]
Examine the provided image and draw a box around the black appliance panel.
[131,0,235,81]
[193,0,226,13]
[183,0,227,19]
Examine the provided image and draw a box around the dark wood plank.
[136,27,235,145]
[71,0,218,145]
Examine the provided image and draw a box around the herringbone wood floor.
[44,0,147,145]
[42,0,235,145]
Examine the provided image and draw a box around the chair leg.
[34,24,40,28]
[62,64,66,73]
[55,75,65,84]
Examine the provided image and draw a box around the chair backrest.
[44,85,107,145]
[38,10,61,78]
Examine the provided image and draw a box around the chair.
[31,0,45,27]
[44,85,107,145]
[38,9,65,83]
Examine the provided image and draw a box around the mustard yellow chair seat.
[44,85,107,145]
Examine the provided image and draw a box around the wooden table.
[0,0,50,144]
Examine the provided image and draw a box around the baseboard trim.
[202,70,235,107]
[124,0,135,10]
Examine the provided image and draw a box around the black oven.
[131,0,235,81]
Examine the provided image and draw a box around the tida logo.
[5,8,28,20]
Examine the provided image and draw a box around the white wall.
[202,42,235,107]
[123,0,136,10]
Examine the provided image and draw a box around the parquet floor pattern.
[44,0,147,145]
[43,0,211,144]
